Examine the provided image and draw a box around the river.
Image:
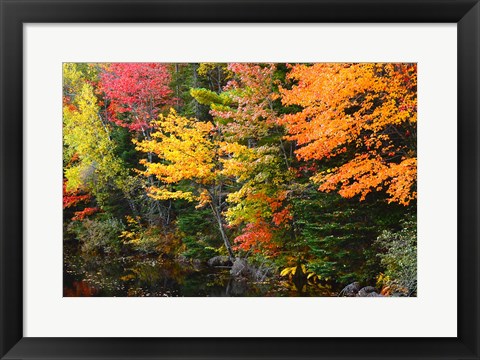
[64,247,336,297]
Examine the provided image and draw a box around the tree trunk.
[210,203,235,261]
[193,63,201,119]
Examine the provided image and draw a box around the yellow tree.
[280,63,417,205]
[63,63,136,212]
[134,109,249,260]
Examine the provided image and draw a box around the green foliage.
[63,63,132,211]
[375,217,417,295]
[294,187,408,286]
[169,63,229,119]
[190,88,231,107]
[180,237,220,261]
[177,209,223,261]
[110,126,142,169]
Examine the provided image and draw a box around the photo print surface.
[63,63,417,297]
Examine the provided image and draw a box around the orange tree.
[280,63,417,206]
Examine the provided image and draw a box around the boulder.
[230,258,251,277]
[207,255,232,267]
[339,282,361,297]
[357,286,377,297]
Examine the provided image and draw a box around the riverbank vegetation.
[63,63,417,296]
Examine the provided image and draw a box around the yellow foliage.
[280,264,319,281]
[196,189,212,209]
[197,63,233,81]
[135,109,216,185]
[135,109,251,207]
[63,64,128,199]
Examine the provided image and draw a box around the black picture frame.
[1,1,479,359]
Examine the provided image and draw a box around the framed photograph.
[1,0,479,359]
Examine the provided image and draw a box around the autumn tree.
[196,63,233,93]
[63,63,137,217]
[192,63,278,143]
[100,63,173,134]
[191,63,295,256]
[134,109,245,260]
[280,63,417,205]
[99,63,178,225]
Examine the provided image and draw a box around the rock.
[230,258,250,277]
[357,286,377,297]
[207,255,232,267]
[176,254,189,264]
[340,283,385,297]
[249,265,274,281]
[339,282,361,297]
[191,258,202,271]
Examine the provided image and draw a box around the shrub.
[375,218,417,296]
[68,217,125,255]
[119,216,182,255]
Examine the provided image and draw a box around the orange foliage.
[231,190,291,254]
[72,207,99,221]
[63,180,98,221]
[233,220,279,254]
[63,181,90,209]
[280,63,417,205]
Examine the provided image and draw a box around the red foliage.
[63,181,90,209]
[233,220,280,255]
[72,207,99,221]
[63,180,97,221]
[63,281,98,297]
[99,63,173,132]
[272,207,292,227]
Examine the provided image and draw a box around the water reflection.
[64,248,334,297]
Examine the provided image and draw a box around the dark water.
[64,248,334,297]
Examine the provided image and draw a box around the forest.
[63,63,417,297]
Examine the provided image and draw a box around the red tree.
[100,63,173,133]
